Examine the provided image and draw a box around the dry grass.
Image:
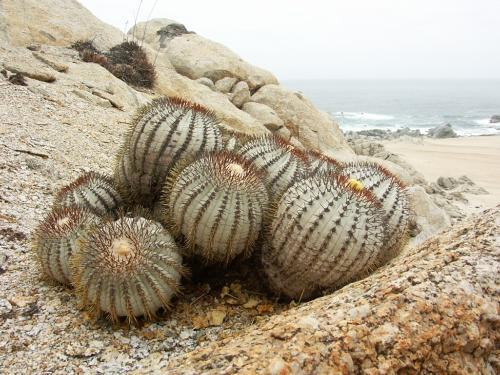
[71,40,156,89]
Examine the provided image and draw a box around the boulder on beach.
[490,115,500,123]
[427,123,458,138]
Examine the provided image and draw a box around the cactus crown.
[165,150,269,264]
[115,96,223,206]
[72,215,186,323]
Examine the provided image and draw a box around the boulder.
[214,77,237,93]
[252,84,352,153]
[163,32,278,90]
[153,207,500,374]
[153,58,268,135]
[0,0,124,50]
[427,123,458,138]
[229,81,251,108]
[406,185,451,244]
[127,19,190,48]
[242,102,284,132]
[490,115,500,124]
[195,77,215,91]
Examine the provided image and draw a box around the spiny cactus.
[238,134,309,198]
[55,171,123,218]
[341,161,410,262]
[307,150,343,176]
[262,173,386,300]
[164,151,269,264]
[115,96,224,206]
[32,206,97,285]
[71,216,185,323]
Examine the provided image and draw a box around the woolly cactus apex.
[71,216,185,323]
[341,162,410,263]
[262,173,386,300]
[165,151,269,264]
[31,206,97,285]
[238,134,309,198]
[115,96,223,206]
[55,172,123,218]
[307,150,343,176]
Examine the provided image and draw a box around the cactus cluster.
[31,94,412,325]
[165,151,268,264]
[115,96,223,206]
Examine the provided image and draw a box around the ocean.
[283,79,500,136]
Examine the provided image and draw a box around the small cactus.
[71,216,185,323]
[164,151,269,264]
[55,171,123,218]
[341,162,410,262]
[262,173,386,300]
[115,96,224,206]
[238,134,308,198]
[307,150,342,176]
[32,206,97,285]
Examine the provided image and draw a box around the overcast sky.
[79,0,500,81]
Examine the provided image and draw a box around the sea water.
[284,79,500,136]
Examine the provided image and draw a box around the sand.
[383,135,500,209]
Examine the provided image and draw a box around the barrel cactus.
[114,96,224,206]
[32,206,97,285]
[164,151,269,264]
[341,161,410,262]
[307,150,343,176]
[55,171,123,218]
[71,216,185,323]
[238,134,308,198]
[262,173,386,300]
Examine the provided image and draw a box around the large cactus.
[307,150,343,176]
[262,173,386,300]
[238,134,308,199]
[71,216,185,323]
[115,96,223,206]
[54,171,123,218]
[32,206,97,285]
[341,161,410,262]
[164,151,269,264]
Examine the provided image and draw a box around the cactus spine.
[32,206,97,285]
[238,134,309,198]
[262,173,386,300]
[341,162,410,262]
[115,96,224,206]
[55,172,123,218]
[165,151,269,264]
[71,216,185,323]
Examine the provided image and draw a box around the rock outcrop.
[427,123,458,138]
[0,0,124,49]
[252,84,351,154]
[151,206,499,374]
[490,115,500,124]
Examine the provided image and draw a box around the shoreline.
[381,135,500,209]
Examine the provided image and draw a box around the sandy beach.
[383,135,500,209]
